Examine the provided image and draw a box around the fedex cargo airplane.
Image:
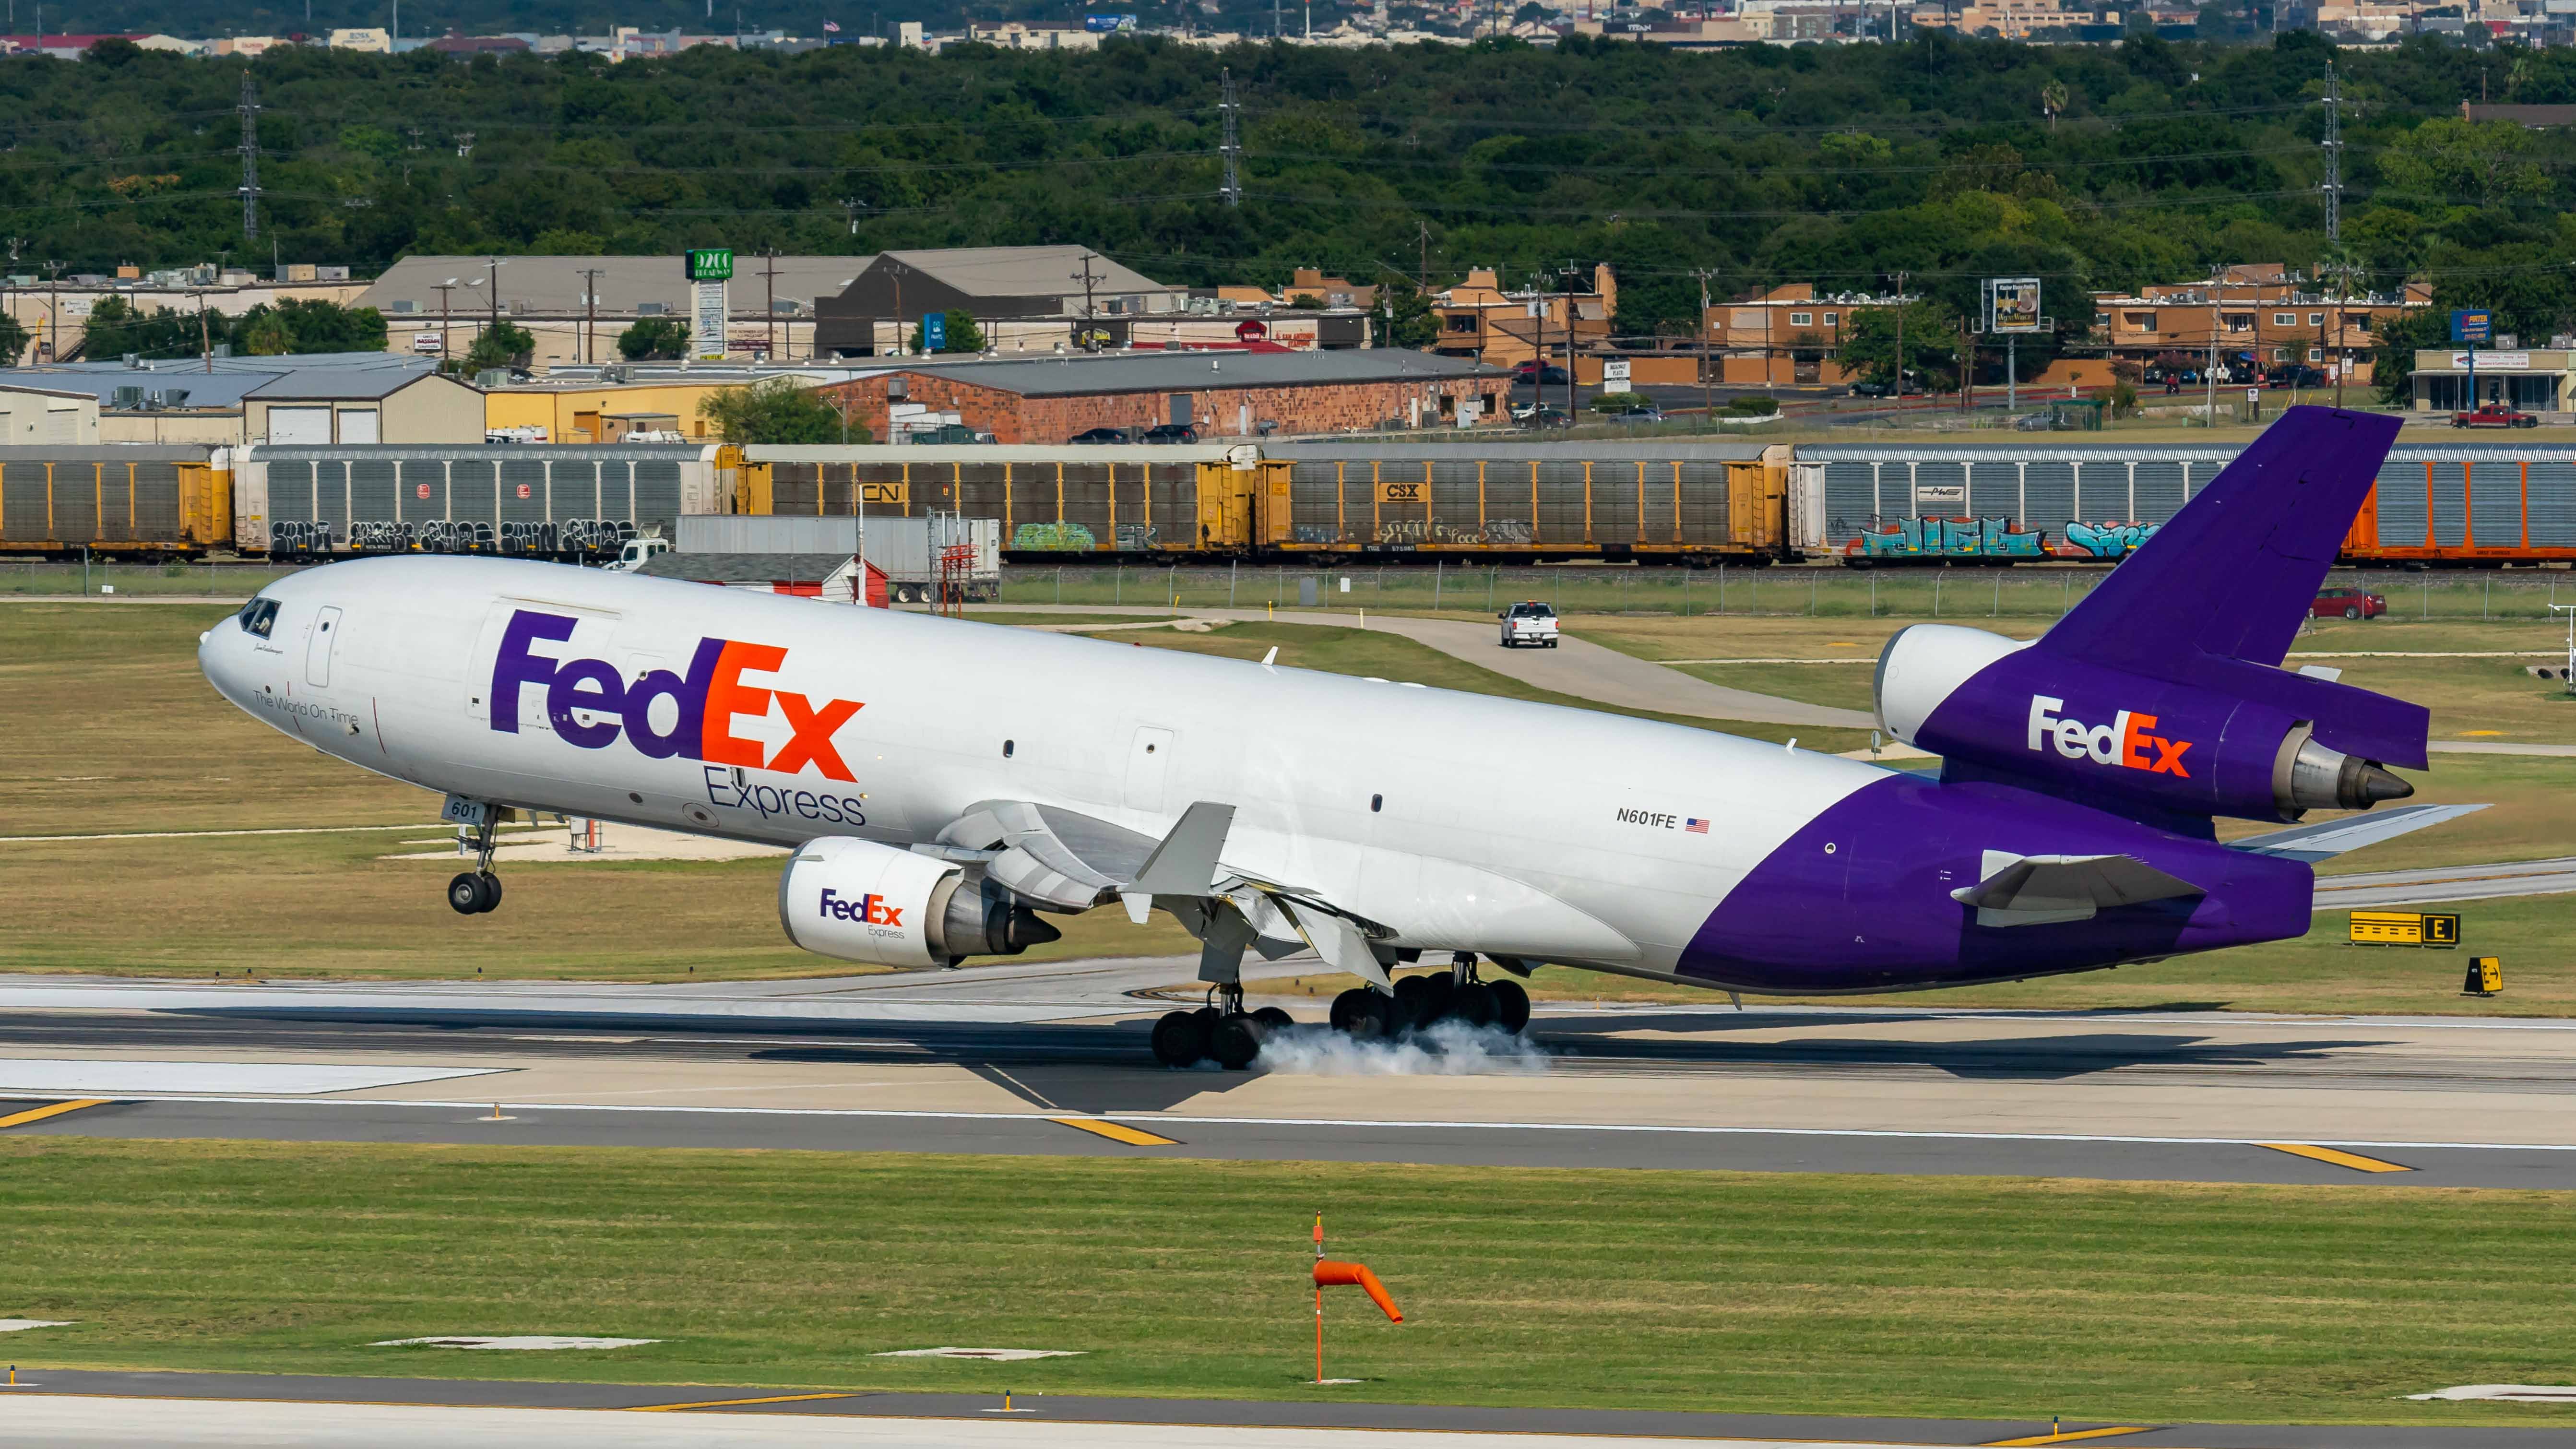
[201,408,2475,1069]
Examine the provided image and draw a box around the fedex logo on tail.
[490,608,862,779]
[2027,695,2191,777]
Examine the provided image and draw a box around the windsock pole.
[1313,1211,1325,1385]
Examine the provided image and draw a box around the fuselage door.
[1125,725,1175,814]
[305,605,343,688]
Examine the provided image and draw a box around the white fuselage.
[200,556,1890,977]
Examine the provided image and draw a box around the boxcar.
[230,443,737,561]
[0,445,228,558]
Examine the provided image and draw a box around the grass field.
[2,1139,2570,1428]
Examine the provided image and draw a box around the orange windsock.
[1314,1259,1402,1323]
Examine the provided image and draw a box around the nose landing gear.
[443,798,506,915]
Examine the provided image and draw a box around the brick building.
[814,349,1509,443]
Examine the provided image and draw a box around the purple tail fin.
[2040,405,2401,670]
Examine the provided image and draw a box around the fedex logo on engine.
[489,608,861,780]
[2027,695,2191,777]
[819,888,902,927]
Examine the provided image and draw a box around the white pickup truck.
[1498,600,1561,649]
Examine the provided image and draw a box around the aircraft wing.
[1950,850,2205,927]
[2227,802,2490,863]
[930,799,1156,910]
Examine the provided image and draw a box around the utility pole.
[1891,270,1908,404]
[1697,268,1714,429]
[237,74,261,242]
[484,257,505,356]
[1071,253,1104,351]
[760,248,781,361]
[43,258,63,365]
[576,266,604,366]
[1558,260,1580,420]
[1418,220,1429,293]
[1219,69,1242,208]
[198,288,213,371]
[887,259,910,355]
[2321,62,2343,248]
[434,278,458,362]
[841,196,864,235]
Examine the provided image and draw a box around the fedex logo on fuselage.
[820,888,902,926]
[2026,695,2191,777]
[489,608,862,780]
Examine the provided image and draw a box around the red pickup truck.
[2312,587,2386,620]
[2454,402,2540,429]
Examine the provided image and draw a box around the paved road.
[5,1372,2567,1448]
[2315,855,2576,908]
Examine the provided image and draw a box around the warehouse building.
[812,349,1509,444]
[0,353,486,445]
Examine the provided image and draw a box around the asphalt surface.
[4,1371,2568,1448]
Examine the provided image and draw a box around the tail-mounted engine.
[779,835,1060,967]
[1875,624,2422,825]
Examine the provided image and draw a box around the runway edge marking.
[1051,1117,1182,1147]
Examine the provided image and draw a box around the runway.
[5,965,2575,1187]
[1,1371,2568,1448]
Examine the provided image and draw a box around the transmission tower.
[237,74,261,242]
[1219,69,1242,209]
[2320,63,2343,246]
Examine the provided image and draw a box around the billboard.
[1085,13,1138,29]
[1984,277,2042,334]
[2451,309,2493,344]
[684,248,735,282]
[693,278,729,360]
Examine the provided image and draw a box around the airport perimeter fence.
[0,559,304,597]
[995,562,2576,623]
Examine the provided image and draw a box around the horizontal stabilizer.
[2229,802,2490,863]
[1951,850,2204,928]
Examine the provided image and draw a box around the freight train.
[5,438,2574,568]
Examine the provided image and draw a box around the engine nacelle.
[779,835,1060,967]
[1875,624,2413,823]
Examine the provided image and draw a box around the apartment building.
[1430,266,1616,369]
[1698,284,1901,387]
[2089,266,2432,385]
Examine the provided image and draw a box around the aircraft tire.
[1330,987,1393,1040]
[475,874,503,914]
[1415,972,1456,1026]
[1209,1014,1265,1070]
[446,873,484,915]
[1392,974,1433,1025]
[1151,1010,1210,1067]
[1489,978,1531,1034]
[1450,982,1498,1029]
[1252,1006,1294,1031]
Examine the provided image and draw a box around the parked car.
[1513,362,1572,385]
[1498,600,1560,649]
[1849,378,1925,399]
[1610,406,1668,425]
[1516,405,1573,429]
[2455,402,2540,429]
[1140,423,1201,444]
[1069,427,1135,444]
[2312,587,2387,621]
[2265,366,2328,389]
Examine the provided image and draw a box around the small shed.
[636,550,889,606]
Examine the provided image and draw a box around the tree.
[908,309,985,353]
[232,298,388,354]
[1835,300,1962,390]
[463,320,537,373]
[2377,119,2550,210]
[698,379,850,444]
[79,296,206,360]
[0,312,26,366]
[2371,305,2451,406]
[1378,283,1441,350]
[617,317,690,361]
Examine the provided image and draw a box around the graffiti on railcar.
[2060,521,2161,559]
[270,520,337,556]
[1012,521,1099,551]
[1114,523,1160,550]
[1846,516,2045,560]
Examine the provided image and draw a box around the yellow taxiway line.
[2258,1142,2414,1174]
[1051,1117,1180,1147]
[1983,1428,2157,1446]
[632,1392,858,1412]
[0,1099,108,1130]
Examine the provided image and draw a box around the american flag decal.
[1684,817,1709,833]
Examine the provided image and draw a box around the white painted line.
[2407,1385,2576,1402]
[875,1347,1082,1360]
[0,823,443,844]
[0,1060,505,1095]
[0,1319,73,1333]
[50,1091,2576,1153]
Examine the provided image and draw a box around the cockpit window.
[237,597,279,639]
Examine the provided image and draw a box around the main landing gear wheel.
[1209,1013,1267,1070]
[1151,1010,1211,1067]
[1329,987,1394,1040]
[445,871,501,915]
[1488,977,1531,1033]
[1449,981,1498,1029]
[1251,1006,1294,1031]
